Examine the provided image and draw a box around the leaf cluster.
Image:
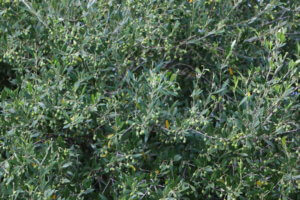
[0,0,299,199]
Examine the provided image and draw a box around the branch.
[276,129,300,137]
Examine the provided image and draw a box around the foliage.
[0,0,299,199]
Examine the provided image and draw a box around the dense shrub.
[0,0,299,199]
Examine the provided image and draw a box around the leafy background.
[0,0,299,199]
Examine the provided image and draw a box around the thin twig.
[102,179,111,194]
[276,129,300,136]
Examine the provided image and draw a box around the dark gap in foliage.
[0,62,17,91]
